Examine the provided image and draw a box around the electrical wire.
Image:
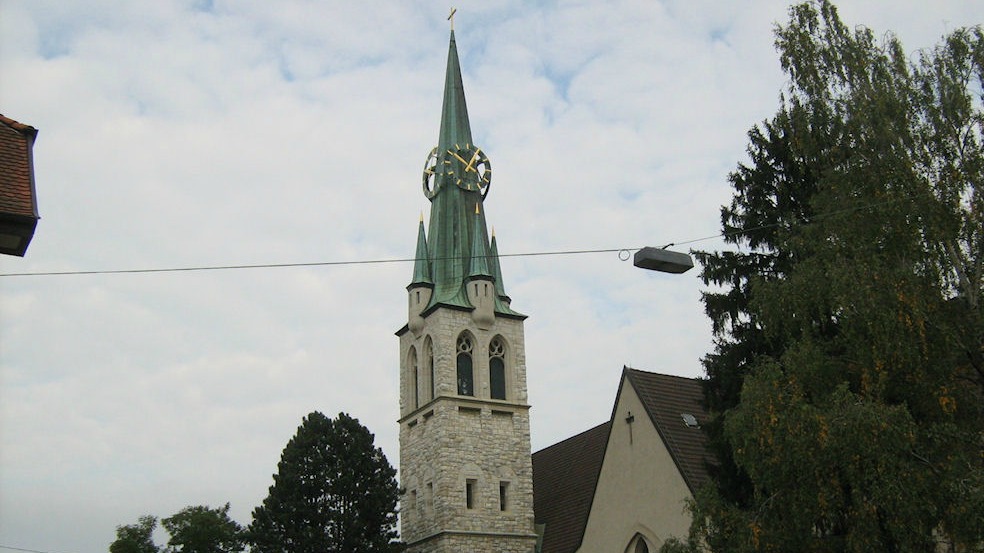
[0,189,926,278]
[0,545,72,553]
[0,248,641,278]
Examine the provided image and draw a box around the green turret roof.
[490,231,511,303]
[409,29,523,319]
[409,216,432,287]
[468,205,493,279]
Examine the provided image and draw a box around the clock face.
[444,143,491,197]
[422,147,441,199]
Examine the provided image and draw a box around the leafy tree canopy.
[667,1,982,551]
[161,503,244,553]
[110,515,160,553]
[248,411,401,553]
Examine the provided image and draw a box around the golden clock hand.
[448,150,470,166]
[464,148,482,173]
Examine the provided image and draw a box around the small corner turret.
[407,214,432,336]
[466,204,495,330]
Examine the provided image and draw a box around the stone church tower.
[396,28,537,553]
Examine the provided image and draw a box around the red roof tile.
[0,114,39,219]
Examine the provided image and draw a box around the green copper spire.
[410,216,432,286]
[413,29,523,319]
[437,31,473,154]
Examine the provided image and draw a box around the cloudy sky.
[1,1,982,551]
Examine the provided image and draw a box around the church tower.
[396,27,537,553]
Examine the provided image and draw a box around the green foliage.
[248,411,401,553]
[110,515,160,553]
[161,503,244,553]
[690,1,983,551]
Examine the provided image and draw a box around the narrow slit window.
[499,481,509,511]
[466,479,476,509]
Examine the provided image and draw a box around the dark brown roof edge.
[533,421,612,553]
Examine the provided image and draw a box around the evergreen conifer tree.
[669,2,983,551]
[248,412,401,553]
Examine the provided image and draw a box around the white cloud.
[2,1,982,551]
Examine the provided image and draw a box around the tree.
[110,515,160,553]
[669,2,983,551]
[248,411,401,553]
[161,503,245,553]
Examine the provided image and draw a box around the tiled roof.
[532,422,611,553]
[625,368,711,493]
[0,114,39,219]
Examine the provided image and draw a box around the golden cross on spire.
[448,7,457,30]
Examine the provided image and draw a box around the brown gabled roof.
[532,421,611,553]
[0,114,39,219]
[624,367,711,493]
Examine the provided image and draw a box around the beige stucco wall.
[577,378,694,552]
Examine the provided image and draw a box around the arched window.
[456,333,474,396]
[626,534,650,553]
[489,336,506,400]
[424,337,435,401]
[408,346,419,410]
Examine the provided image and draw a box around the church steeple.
[397,23,537,553]
[413,28,521,319]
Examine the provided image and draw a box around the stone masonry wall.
[399,308,536,552]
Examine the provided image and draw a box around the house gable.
[576,368,697,551]
[624,368,711,494]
